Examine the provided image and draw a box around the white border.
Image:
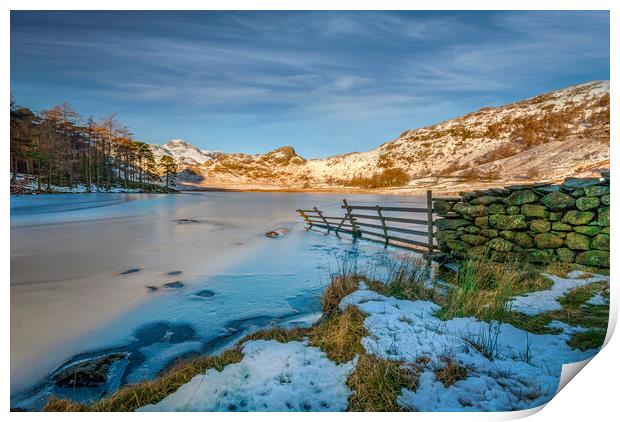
[3,1,616,420]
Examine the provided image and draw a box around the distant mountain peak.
[149,139,215,165]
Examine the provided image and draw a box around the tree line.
[10,98,178,192]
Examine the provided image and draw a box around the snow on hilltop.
[153,81,610,192]
[149,139,218,166]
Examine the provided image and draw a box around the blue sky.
[11,11,609,158]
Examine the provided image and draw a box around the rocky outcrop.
[433,172,610,268]
[52,353,127,388]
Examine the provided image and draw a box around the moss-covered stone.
[548,212,562,222]
[600,226,610,235]
[499,230,515,241]
[575,196,600,211]
[474,216,489,227]
[584,185,610,197]
[446,240,469,252]
[461,234,488,246]
[452,203,468,216]
[433,200,453,216]
[461,233,487,246]
[506,206,520,215]
[556,248,575,263]
[435,218,471,230]
[488,204,506,215]
[565,232,591,250]
[479,228,499,238]
[598,207,609,227]
[529,219,551,233]
[551,222,573,231]
[573,225,601,236]
[466,205,488,217]
[601,195,610,206]
[463,225,480,234]
[570,188,585,198]
[436,230,458,243]
[540,192,575,211]
[513,232,534,248]
[489,214,528,230]
[521,204,548,218]
[575,250,609,268]
[504,190,538,206]
[533,233,564,249]
[471,196,505,205]
[552,231,567,238]
[526,249,554,264]
[591,234,609,251]
[488,237,515,252]
[562,210,595,226]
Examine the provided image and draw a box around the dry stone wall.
[433,172,610,268]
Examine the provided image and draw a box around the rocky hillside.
[152,81,610,193]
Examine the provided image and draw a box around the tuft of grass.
[568,329,606,351]
[321,275,362,317]
[434,356,468,387]
[238,326,308,344]
[438,254,552,322]
[559,282,608,309]
[500,312,557,334]
[43,398,88,412]
[368,256,440,303]
[462,323,503,360]
[347,355,422,411]
[309,306,367,364]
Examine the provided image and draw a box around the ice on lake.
[10,191,427,408]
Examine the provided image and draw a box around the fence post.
[426,190,434,255]
[376,205,389,247]
[314,206,331,232]
[297,210,312,228]
[343,199,361,240]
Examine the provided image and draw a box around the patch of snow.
[547,320,589,336]
[138,340,356,412]
[340,289,600,411]
[586,293,608,306]
[508,273,609,316]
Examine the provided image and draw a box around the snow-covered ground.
[10,173,147,194]
[508,270,609,316]
[139,340,356,412]
[342,283,601,411]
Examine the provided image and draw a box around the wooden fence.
[296,190,438,254]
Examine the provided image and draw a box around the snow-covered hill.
[151,81,610,192]
[150,139,219,166]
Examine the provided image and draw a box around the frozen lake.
[10,191,427,408]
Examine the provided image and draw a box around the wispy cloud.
[10,11,609,156]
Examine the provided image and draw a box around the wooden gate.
[296,190,437,254]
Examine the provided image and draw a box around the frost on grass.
[138,340,356,412]
[507,271,609,316]
[340,287,599,411]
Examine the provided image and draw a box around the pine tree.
[159,155,177,188]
